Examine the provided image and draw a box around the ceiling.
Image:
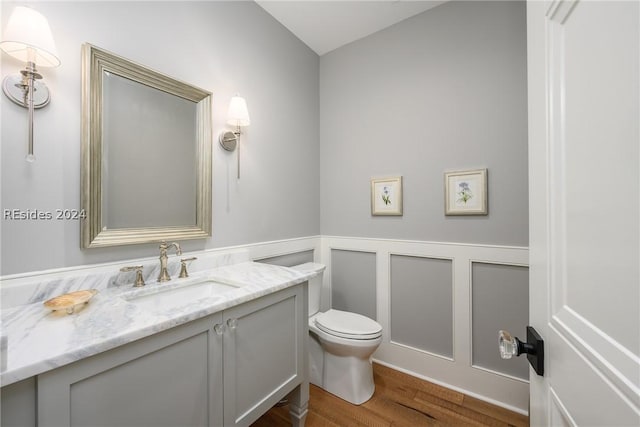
[255,1,447,56]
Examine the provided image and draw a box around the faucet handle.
[120,265,145,287]
[179,257,197,278]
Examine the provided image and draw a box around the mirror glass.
[81,44,212,248]
[102,72,197,228]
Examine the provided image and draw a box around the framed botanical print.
[371,176,403,216]
[444,169,488,215]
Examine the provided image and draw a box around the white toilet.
[291,263,382,405]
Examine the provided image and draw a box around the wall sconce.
[219,94,250,179]
[0,6,60,162]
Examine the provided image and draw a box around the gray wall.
[0,1,320,275]
[319,1,528,245]
[472,262,529,379]
[331,250,377,319]
[390,255,453,358]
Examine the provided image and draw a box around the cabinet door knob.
[227,318,238,330]
[214,323,226,335]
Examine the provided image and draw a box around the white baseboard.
[373,358,529,416]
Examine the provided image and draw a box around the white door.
[527,1,639,426]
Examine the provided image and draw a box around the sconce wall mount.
[218,95,250,179]
[219,130,238,152]
[2,65,51,109]
[0,6,60,162]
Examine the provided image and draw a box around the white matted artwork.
[371,176,403,216]
[444,169,488,215]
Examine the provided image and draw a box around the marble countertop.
[0,261,324,387]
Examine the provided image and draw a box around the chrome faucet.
[158,241,182,282]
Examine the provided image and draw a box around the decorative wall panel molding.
[320,236,529,414]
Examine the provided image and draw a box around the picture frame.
[444,169,488,215]
[371,176,403,216]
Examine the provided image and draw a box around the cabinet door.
[1,378,37,427]
[38,313,223,427]
[223,284,307,427]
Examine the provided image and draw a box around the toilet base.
[308,333,376,405]
[307,312,382,406]
[322,352,375,405]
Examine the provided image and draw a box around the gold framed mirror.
[81,44,212,248]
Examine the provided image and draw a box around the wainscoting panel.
[471,262,529,380]
[390,255,453,359]
[244,237,320,265]
[255,250,314,267]
[330,249,377,320]
[320,236,530,415]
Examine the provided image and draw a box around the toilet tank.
[289,263,325,317]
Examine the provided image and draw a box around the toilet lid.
[315,309,382,339]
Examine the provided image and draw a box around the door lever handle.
[499,326,544,376]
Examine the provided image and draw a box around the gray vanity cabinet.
[38,313,224,427]
[32,283,308,427]
[222,284,307,427]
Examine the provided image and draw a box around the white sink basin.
[123,279,240,313]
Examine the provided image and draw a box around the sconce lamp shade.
[226,95,250,127]
[0,6,60,67]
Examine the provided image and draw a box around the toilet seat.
[314,309,382,340]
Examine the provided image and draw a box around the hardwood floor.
[252,363,529,427]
